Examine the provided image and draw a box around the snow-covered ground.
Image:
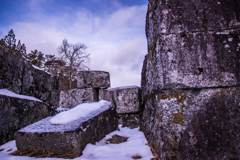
[0,126,153,160]
[0,89,42,102]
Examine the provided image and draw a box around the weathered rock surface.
[0,95,55,145]
[75,71,110,89]
[141,87,240,159]
[141,0,240,159]
[59,88,98,108]
[100,86,141,114]
[14,102,118,156]
[119,114,139,129]
[0,47,59,106]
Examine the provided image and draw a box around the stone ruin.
[14,101,118,156]
[0,46,58,145]
[59,71,142,128]
[141,0,240,159]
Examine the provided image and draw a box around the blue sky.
[0,0,148,87]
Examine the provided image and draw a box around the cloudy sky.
[0,0,148,88]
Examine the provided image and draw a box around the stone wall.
[141,0,240,159]
[59,71,110,108]
[0,95,55,145]
[59,88,98,108]
[0,46,59,106]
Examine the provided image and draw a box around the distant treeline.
[0,29,90,89]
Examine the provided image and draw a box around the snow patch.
[0,89,42,102]
[50,100,111,124]
[106,85,140,91]
[216,31,229,35]
[228,38,233,42]
[0,126,154,160]
[32,65,51,75]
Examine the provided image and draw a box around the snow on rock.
[0,89,42,102]
[32,65,51,75]
[1,126,154,160]
[106,85,140,91]
[50,100,111,125]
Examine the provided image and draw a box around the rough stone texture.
[0,95,55,145]
[100,86,141,114]
[141,87,240,159]
[75,71,110,89]
[14,102,118,156]
[0,47,59,106]
[119,114,139,129]
[59,88,98,108]
[141,0,240,159]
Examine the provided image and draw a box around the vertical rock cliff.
[141,0,240,159]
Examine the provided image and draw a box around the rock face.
[75,71,110,89]
[59,88,98,108]
[141,0,240,159]
[0,47,59,106]
[99,86,141,114]
[0,95,55,145]
[14,102,118,156]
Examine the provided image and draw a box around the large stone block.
[75,71,110,89]
[140,87,240,159]
[0,47,24,94]
[0,47,59,106]
[59,88,98,108]
[0,95,55,145]
[100,86,141,114]
[142,29,240,92]
[14,101,118,156]
[146,0,240,43]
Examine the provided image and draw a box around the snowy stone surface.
[14,101,118,156]
[0,94,55,145]
[0,89,42,102]
[51,100,111,125]
[99,86,141,114]
[75,71,110,89]
[59,88,97,109]
[0,126,153,160]
[0,47,59,106]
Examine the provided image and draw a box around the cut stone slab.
[59,88,98,109]
[0,94,55,145]
[14,101,118,156]
[100,86,141,114]
[75,71,110,89]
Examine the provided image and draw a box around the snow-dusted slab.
[100,86,141,114]
[14,101,118,156]
[59,88,97,109]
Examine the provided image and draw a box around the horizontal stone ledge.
[14,101,118,156]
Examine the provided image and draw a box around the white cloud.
[1,3,148,88]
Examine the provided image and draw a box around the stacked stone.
[59,71,110,108]
[0,47,59,107]
[141,0,240,159]
[99,86,141,128]
[0,47,58,145]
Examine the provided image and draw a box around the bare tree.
[57,39,90,89]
